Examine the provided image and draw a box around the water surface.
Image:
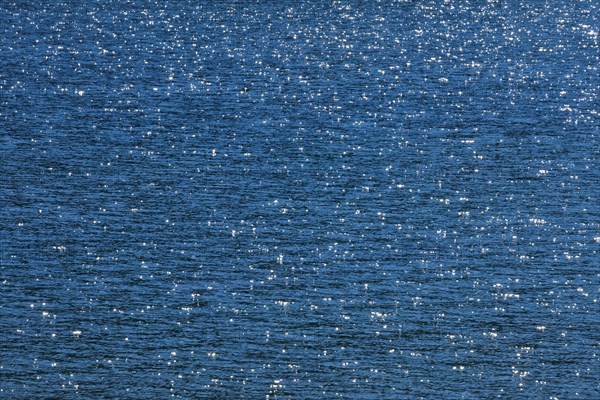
[1,1,599,398]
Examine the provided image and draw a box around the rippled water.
[1,1,599,398]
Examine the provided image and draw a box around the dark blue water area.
[1,1,599,398]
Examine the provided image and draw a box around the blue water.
[1,1,599,398]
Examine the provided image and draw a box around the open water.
[1,1,599,398]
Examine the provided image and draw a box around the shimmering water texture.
[1,1,599,399]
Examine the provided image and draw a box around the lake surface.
[1,1,598,398]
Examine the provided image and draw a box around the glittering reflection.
[0,0,598,398]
